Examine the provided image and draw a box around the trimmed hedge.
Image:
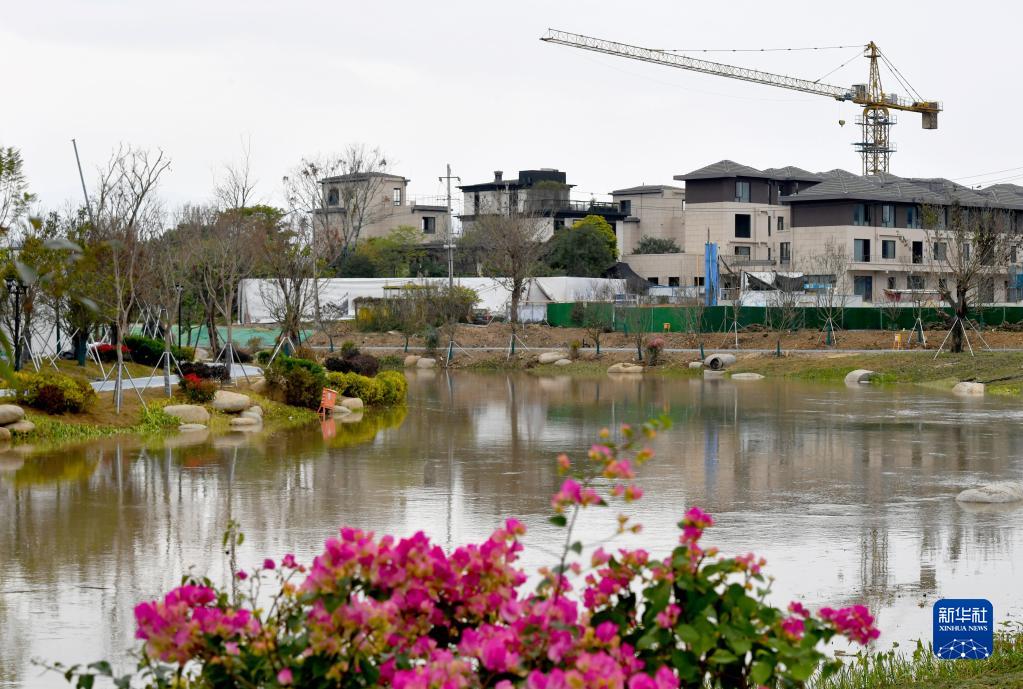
[264,356,327,409]
[14,371,97,414]
[179,362,230,383]
[124,335,193,366]
[325,370,407,406]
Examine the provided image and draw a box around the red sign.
[318,388,339,418]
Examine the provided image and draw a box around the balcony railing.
[727,256,777,267]
[525,198,623,214]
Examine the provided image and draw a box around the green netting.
[545,302,1023,333]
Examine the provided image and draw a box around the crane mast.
[541,29,941,175]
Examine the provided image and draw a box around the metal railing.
[525,198,622,214]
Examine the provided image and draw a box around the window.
[777,216,785,232]
[853,203,870,226]
[693,276,705,286]
[886,276,896,290]
[767,247,772,261]
[734,214,751,238]
[881,204,895,228]
[619,199,632,215]
[734,246,751,258]
[779,242,791,264]
[961,242,971,260]
[473,192,480,214]
[854,275,873,302]
[907,205,921,229]
[735,180,750,203]
[907,275,924,290]
[767,216,772,236]
[933,242,947,261]
[854,238,871,262]
[421,216,436,234]
[668,276,680,287]
[648,277,660,285]
[912,241,923,264]
[393,188,402,206]
[882,239,896,259]
[327,188,339,206]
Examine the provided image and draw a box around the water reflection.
[1,372,1021,688]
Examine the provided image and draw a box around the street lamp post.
[5,277,26,372]
[174,284,184,349]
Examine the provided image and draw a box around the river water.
[2,371,1021,687]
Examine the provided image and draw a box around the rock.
[229,416,260,428]
[844,369,875,385]
[340,397,364,411]
[607,362,644,374]
[163,404,211,424]
[247,405,263,417]
[339,412,364,424]
[241,409,262,421]
[332,404,351,416]
[194,347,210,361]
[404,354,422,367]
[7,420,35,434]
[953,381,985,396]
[703,370,725,379]
[554,359,572,367]
[212,390,251,413]
[416,357,437,369]
[688,362,703,370]
[0,404,25,425]
[250,377,268,394]
[731,372,765,381]
[704,353,736,371]
[956,481,1023,504]
[0,427,10,441]
[178,423,207,432]
[538,351,569,364]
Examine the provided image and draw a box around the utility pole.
[439,164,460,289]
[71,139,95,227]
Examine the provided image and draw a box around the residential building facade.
[610,184,685,255]
[318,172,451,246]
[458,169,628,241]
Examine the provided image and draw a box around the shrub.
[265,355,327,409]
[124,335,193,367]
[179,362,230,383]
[255,350,272,366]
[229,346,253,364]
[325,371,383,405]
[340,341,359,357]
[324,353,380,377]
[292,345,318,362]
[378,354,404,370]
[423,325,439,355]
[57,419,880,689]
[14,371,96,414]
[95,343,129,363]
[569,339,582,360]
[645,336,666,366]
[270,355,324,377]
[376,370,408,405]
[178,373,217,404]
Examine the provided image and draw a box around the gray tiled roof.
[781,172,945,204]
[610,184,685,196]
[674,160,772,181]
[761,166,822,182]
[819,168,859,179]
[976,183,1023,209]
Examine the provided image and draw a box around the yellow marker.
[663,323,671,332]
[894,332,902,350]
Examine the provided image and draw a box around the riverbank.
[815,628,1023,689]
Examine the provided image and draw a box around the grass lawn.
[815,629,1023,688]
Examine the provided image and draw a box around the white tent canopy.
[237,277,624,324]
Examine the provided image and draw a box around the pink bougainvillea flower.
[277,667,293,685]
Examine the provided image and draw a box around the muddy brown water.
[2,371,1021,687]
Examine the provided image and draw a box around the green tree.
[546,224,616,277]
[357,226,425,277]
[0,145,35,233]
[571,214,618,259]
[634,235,680,254]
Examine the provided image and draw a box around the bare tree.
[214,140,258,210]
[916,202,1023,353]
[676,278,706,355]
[460,210,548,331]
[92,146,171,411]
[283,144,390,269]
[800,238,850,345]
[0,145,34,234]
[579,280,615,356]
[763,272,803,355]
[257,213,318,347]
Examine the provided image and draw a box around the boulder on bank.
[164,404,211,424]
[703,370,725,380]
[404,354,421,368]
[607,362,644,374]
[538,351,569,365]
[704,353,736,371]
[956,481,1023,504]
[0,427,11,441]
[844,369,875,385]
[416,358,437,369]
[953,381,985,396]
[340,397,364,411]
[7,420,35,434]
[688,362,703,370]
[229,416,260,429]
[731,372,764,381]
[178,423,207,432]
[0,404,25,425]
[212,390,251,413]
[554,359,572,367]
[250,377,268,394]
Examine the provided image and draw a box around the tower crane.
[540,29,941,176]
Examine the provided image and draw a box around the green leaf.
[790,659,819,681]
[548,515,568,527]
[76,676,94,689]
[751,661,772,684]
[569,541,582,554]
[709,649,738,664]
[636,629,660,650]
[676,624,700,645]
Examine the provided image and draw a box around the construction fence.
[545,302,1023,333]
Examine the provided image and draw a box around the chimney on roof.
[494,171,503,183]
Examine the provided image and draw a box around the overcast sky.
[4,0,1020,212]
